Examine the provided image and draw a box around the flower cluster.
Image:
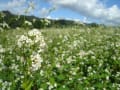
[17,29,46,71]
[24,20,32,26]
[0,21,10,29]
[17,35,33,48]
[30,53,43,71]
[0,45,5,53]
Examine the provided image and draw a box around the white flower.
[0,22,10,28]
[0,45,5,53]
[56,63,61,68]
[28,29,46,50]
[54,83,57,87]
[66,56,75,64]
[40,70,44,76]
[106,76,109,80]
[78,50,88,58]
[39,88,44,90]
[88,66,92,72]
[24,20,32,26]
[28,29,42,37]
[17,35,33,48]
[30,54,43,71]
[17,29,46,72]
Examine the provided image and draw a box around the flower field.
[0,27,120,90]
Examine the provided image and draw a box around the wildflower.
[106,76,109,81]
[40,70,44,76]
[17,35,33,48]
[56,63,61,68]
[30,53,43,71]
[78,50,88,58]
[0,45,5,53]
[24,20,32,26]
[0,21,10,29]
[28,29,46,50]
[28,29,42,37]
[39,88,44,90]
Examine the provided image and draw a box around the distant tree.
[90,23,99,27]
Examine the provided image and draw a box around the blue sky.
[0,0,120,24]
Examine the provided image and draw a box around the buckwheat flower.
[48,85,54,90]
[69,77,72,80]
[17,35,33,48]
[1,21,10,28]
[39,39,46,48]
[106,76,109,80]
[88,50,94,55]
[30,54,43,71]
[39,88,44,90]
[62,85,66,88]
[105,69,110,74]
[91,56,96,59]
[28,29,46,50]
[24,20,32,26]
[91,87,95,90]
[54,83,57,87]
[116,72,120,77]
[66,56,74,64]
[2,81,11,90]
[0,45,5,53]
[32,19,36,23]
[103,88,106,90]
[10,64,19,71]
[78,50,88,58]
[47,82,50,85]
[88,66,92,72]
[40,70,44,76]
[16,27,20,30]
[28,29,42,37]
[59,35,62,38]
[56,63,61,68]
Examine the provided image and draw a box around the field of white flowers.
[0,27,120,90]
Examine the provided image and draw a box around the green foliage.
[0,10,107,30]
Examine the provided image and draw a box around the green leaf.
[57,74,65,81]
[41,83,47,89]
[49,77,55,84]
[22,80,33,90]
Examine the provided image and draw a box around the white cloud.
[83,17,87,23]
[0,0,27,14]
[48,0,120,24]
[46,16,52,19]
[39,6,57,17]
[7,0,26,8]
[40,8,50,17]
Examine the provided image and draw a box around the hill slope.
[0,10,100,29]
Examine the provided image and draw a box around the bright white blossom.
[0,45,5,53]
[30,53,43,71]
[24,20,32,26]
[17,35,33,48]
[17,29,46,72]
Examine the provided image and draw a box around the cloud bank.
[48,0,120,24]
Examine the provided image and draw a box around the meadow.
[0,26,120,90]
